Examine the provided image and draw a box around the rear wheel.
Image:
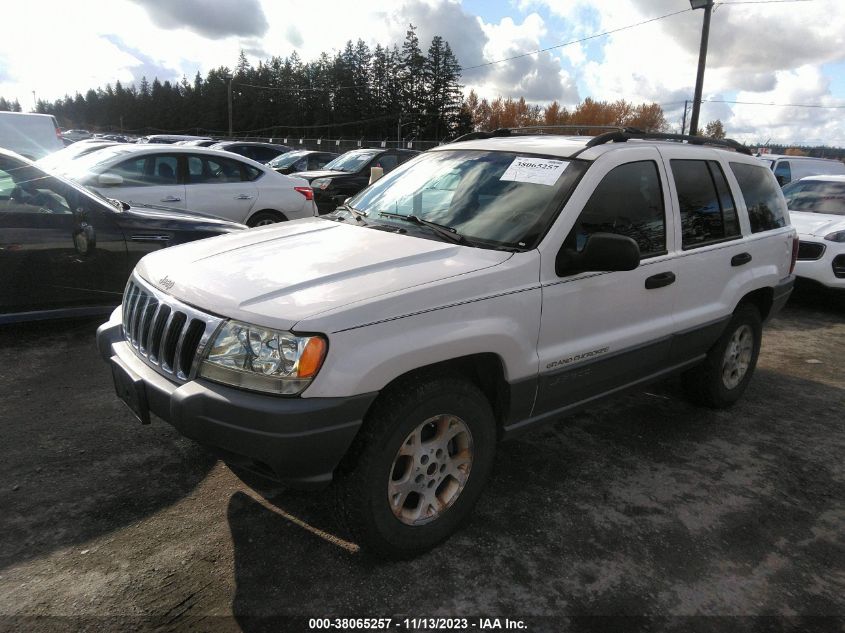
[682,303,762,408]
[336,375,496,559]
[247,210,287,227]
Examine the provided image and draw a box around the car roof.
[72,144,275,167]
[796,174,845,182]
[432,133,759,164]
[757,153,841,162]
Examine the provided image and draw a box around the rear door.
[534,147,677,415]
[183,154,257,223]
[658,147,752,364]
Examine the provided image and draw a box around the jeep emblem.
[157,275,175,291]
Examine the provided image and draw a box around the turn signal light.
[789,233,799,274]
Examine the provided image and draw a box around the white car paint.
[0,112,64,160]
[118,136,796,401]
[54,144,316,225]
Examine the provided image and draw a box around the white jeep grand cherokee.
[98,129,797,558]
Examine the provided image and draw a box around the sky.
[0,0,843,145]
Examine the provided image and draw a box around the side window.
[309,156,328,170]
[202,156,246,183]
[0,160,74,215]
[294,157,309,172]
[150,155,178,185]
[730,162,788,233]
[671,159,740,248]
[774,160,791,186]
[566,160,665,258]
[108,157,148,186]
[374,154,399,172]
[250,147,278,163]
[243,164,262,181]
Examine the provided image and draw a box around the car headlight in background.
[199,320,327,395]
[311,178,332,190]
[823,230,845,243]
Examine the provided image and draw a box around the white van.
[0,112,64,160]
[760,153,845,186]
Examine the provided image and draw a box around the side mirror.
[98,173,124,187]
[556,232,640,276]
[369,166,384,184]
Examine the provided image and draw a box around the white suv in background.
[54,145,316,226]
[98,129,796,558]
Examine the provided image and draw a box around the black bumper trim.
[770,276,795,320]
[98,319,377,488]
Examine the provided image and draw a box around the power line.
[234,81,365,93]
[704,98,845,109]
[463,7,693,70]
[715,0,814,4]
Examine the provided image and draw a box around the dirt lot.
[1,288,843,632]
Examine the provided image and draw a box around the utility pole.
[227,76,233,138]
[681,99,689,135]
[688,0,714,137]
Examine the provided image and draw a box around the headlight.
[311,178,332,190]
[824,230,845,242]
[199,320,327,395]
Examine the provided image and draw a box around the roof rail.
[586,130,752,156]
[451,124,627,144]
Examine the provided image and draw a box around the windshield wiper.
[377,211,473,246]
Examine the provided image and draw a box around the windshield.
[56,146,136,179]
[268,151,307,168]
[782,180,845,215]
[323,150,378,173]
[347,149,586,249]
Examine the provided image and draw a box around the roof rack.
[585,129,752,155]
[451,125,627,144]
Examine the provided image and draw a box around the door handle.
[234,194,254,200]
[160,196,181,202]
[731,252,752,266]
[645,272,676,289]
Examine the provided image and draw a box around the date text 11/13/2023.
[307,617,528,630]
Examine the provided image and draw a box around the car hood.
[135,218,511,330]
[289,169,353,181]
[788,210,845,237]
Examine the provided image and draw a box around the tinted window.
[774,160,791,186]
[374,154,399,172]
[782,179,845,216]
[566,161,665,257]
[249,146,280,163]
[671,159,740,248]
[150,155,178,185]
[109,156,148,186]
[187,155,245,184]
[309,155,331,170]
[0,158,74,215]
[730,162,788,233]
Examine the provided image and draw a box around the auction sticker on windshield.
[500,156,569,186]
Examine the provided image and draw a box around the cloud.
[128,0,269,38]
[285,25,304,49]
[100,34,181,86]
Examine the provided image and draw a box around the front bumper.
[794,238,845,290]
[97,311,377,488]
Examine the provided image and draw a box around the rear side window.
[671,160,740,248]
[730,162,788,233]
[774,160,791,186]
[566,160,666,258]
[187,154,247,183]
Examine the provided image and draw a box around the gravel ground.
[0,288,843,633]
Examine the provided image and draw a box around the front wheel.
[336,375,496,559]
[682,303,762,408]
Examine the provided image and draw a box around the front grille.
[833,255,845,279]
[121,276,223,381]
[797,241,825,261]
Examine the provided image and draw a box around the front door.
[534,148,677,415]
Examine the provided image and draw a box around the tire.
[247,210,287,227]
[335,373,496,559]
[682,303,762,409]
